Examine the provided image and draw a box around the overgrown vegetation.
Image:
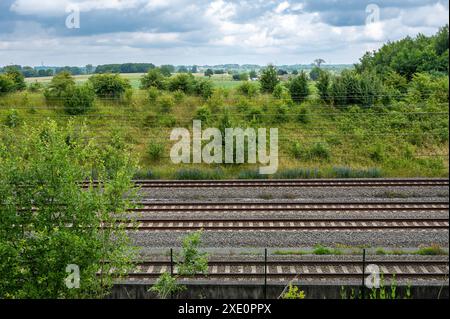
[0,120,138,298]
[150,231,209,299]
[1,26,448,179]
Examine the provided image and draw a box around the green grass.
[1,78,448,179]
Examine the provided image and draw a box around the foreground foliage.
[0,120,138,298]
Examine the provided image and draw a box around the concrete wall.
[109,282,449,299]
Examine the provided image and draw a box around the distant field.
[26,73,244,89]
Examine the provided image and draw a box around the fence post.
[170,248,174,300]
[361,248,366,299]
[170,248,174,276]
[264,248,267,299]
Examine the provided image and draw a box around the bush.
[297,106,311,124]
[141,68,166,90]
[44,71,75,102]
[289,71,310,103]
[3,67,26,91]
[148,87,160,103]
[194,105,212,123]
[147,142,165,161]
[0,120,137,298]
[28,81,43,92]
[63,83,95,115]
[237,81,259,97]
[0,75,15,94]
[158,94,175,113]
[272,83,288,99]
[88,73,131,98]
[194,78,214,99]
[291,142,331,161]
[4,109,21,128]
[168,73,195,94]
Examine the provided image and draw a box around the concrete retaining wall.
[109,282,448,299]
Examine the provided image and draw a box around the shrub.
[150,272,185,299]
[194,105,212,123]
[140,68,166,90]
[281,284,306,299]
[297,106,311,124]
[158,94,175,113]
[289,71,310,103]
[0,75,15,94]
[168,73,195,94]
[237,81,259,97]
[309,143,331,160]
[28,81,43,92]
[272,83,288,99]
[4,109,21,128]
[88,73,131,98]
[44,71,75,101]
[63,83,95,115]
[194,78,214,99]
[148,87,160,103]
[3,67,26,91]
[147,142,165,161]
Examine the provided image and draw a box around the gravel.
[129,229,449,249]
[138,186,449,203]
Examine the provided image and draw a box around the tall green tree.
[289,71,310,103]
[260,64,279,93]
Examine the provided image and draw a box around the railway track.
[123,259,449,282]
[114,201,449,231]
[116,218,449,231]
[129,201,449,212]
[88,178,449,188]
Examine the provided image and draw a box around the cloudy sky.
[0,0,448,66]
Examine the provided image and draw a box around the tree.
[249,70,257,79]
[159,65,175,77]
[309,66,321,81]
[0,120,138,298]
[204,69,214,77]
[314,58,326,68]
[141,68,166,90]
[89,74,131,98]
[191,65,198,73]
[178,66,189,73]
[277,69,288,76]
[316,70,331,102]
[85,64,94,74]
[4,67,26,91]
[289,71,310,103]
[240,73,249,81]
[259,65,279,93]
